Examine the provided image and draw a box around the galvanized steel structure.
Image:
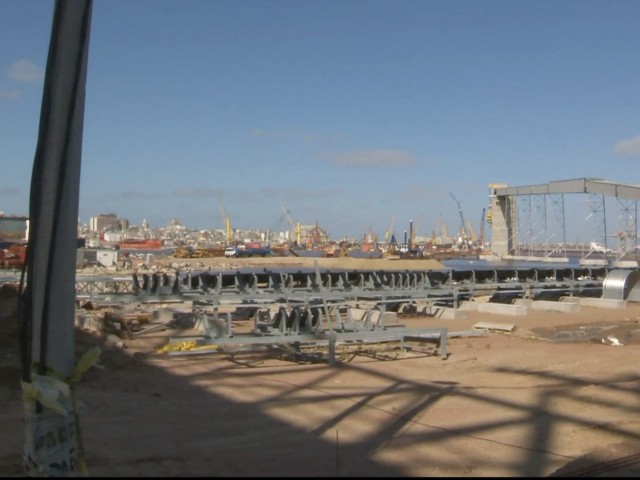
[2,263,635,362]
[490,178,640,260]
[0,264,616,305]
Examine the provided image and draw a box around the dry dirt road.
[2,257,640,477]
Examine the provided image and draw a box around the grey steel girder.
[492,178,640,200]
[0,265,617,305]
[126,265,611,306]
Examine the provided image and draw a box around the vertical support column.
[328,330,337,367]
[548,193,567,257]
[438,328,448,359]
[226,311,233,338]
[489,183,516,256]
[583,193,607,259]
[614,197,638,261]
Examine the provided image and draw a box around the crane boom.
[478,207,486,246]
[414,213,423,243]
[217,192,231,245]
[280,202,300,244]
[385,214,396,243]
[449,193,468,241]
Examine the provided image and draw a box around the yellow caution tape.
[21,375,70,416]
[21,347,102,416]
[22,346,102,476]
[72,346,103,384]
[157,341,198,354]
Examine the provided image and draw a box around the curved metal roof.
[602,269,640,300]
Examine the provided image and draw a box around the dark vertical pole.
[21,0,93,476]
[409,219,413,253]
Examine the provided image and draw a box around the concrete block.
[612,260,639,268]
[515,298,580,313]
[458,301,478,311]
[580,259,609,266]
[368,310,382,326]
[477,302,528,316]
[579,297,628,309]
[382,311,399,325]
[420,305,468,320]
[441,308,468,320]
[531,300,580,313]
[353,301,378,310]
[348,308,368,322]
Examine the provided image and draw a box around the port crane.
[432,214,448,243]
[217,192,232,245]
[478,207,486,246]
[385,214,396,243]
[412,213,424,245]
[280,202,301,245]
[450,192,471,248]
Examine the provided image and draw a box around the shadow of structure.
[2,293,640,476]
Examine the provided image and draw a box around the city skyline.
[2,1,640,242]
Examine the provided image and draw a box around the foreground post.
[20,0,93,475]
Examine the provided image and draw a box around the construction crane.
[432,215,443,242]
[478,207,486,246]
[217,192,232,245]
[466,221,476,243]
[385,214,396,243]
[280,202,301,245]
[450,193,470,247]
[413,213,424,245]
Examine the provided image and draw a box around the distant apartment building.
[119,218,129,231]
[0,214,29,244]
[89,213,119,237]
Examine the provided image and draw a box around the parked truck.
[224,245,272,258]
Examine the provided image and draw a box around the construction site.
[3,178,640,476]
[4,2,640,477]
[3,251,640,476]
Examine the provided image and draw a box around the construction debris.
[473,321,516,333]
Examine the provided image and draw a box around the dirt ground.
[2,257,640,477]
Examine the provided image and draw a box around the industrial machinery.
[450,193,471,249]
[280,202,301,246]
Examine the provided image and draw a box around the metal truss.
[126,265,610,307]
[168,302,452,363]
[0,265,615,306]
[614,198,638,261]
[583,193,608,258]
[0,264,620,364]
[515,194,567,258]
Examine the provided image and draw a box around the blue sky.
[1,0,640,243]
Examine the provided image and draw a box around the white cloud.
[331,149,418,167]
[0,84,20,100]
[262,187,344,199]
[118,190,167,199]
[614,135,640,157]
[8,60,44,83]
[173,187,217,197]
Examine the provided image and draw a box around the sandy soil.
[156,253,449,273]
[2,258,640,477]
